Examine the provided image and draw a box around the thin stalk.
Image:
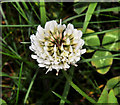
[62,69,96,103]
[59,66,74,105]
[15,63,23,105]
[24,68,39,104]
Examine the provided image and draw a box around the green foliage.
[52,91,71,104]
[59,66,74,105]
[82,3,97,33]
[1,2,120,105]
[0,98,7,105]
[62,68,96,103]
[91,51,113,74]
[40,0,47,26]
[102,28,120,51]
[107,76,120,96]
[82,28,100,53]
[97,86,108,103]
[108,89,118,104]
[97,76,120,104]
[74,3,88,14]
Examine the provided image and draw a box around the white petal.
[66,38,70,45]
[79,39,85,46]
[37,58,43,63]
[31,55,37,59]
[73,29,82,39]
[54,44,57,52]
[66,29,72,35]
[30,34,35,40]
[38,64,45,67]
[81,49,86,54]
[58,24,66,32]
[75,57,80,62]
[37,25,43,32]
[44,60,51,65]
[69,46,73,52]
[64,63,70,69]
[45,67,52,74]
[45,20,58,32]
[67,23,74,30]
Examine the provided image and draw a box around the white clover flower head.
[29,20,86,75]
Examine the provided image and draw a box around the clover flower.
[29,20,86,75]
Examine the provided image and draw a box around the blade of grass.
[52,91,71,104]
[79,53,120,63]
[11,2,29,24]
[94,7,120,13]
[83,28,120,37]
[63,6,120,23]
[74,20,120,26]
[40,75,64,101]
[40,0,47,26]
[62,69,96,103]
[82,3,97,33]
[0,5,8,25]
[59,66,74,105]
[1,72,26,80]
[24,68,39,104]
[99,13,120,19]
[15,62,23,105]
[29,2,41,21]
[21,0,29,10]
[0,24,38,27]
[2,44,18,55]
[0,51,21,59]
[0,37,21,58]
[18,14,27,57]
[15,2,28,20]
[20,42,30,44]
[63,14,85,23]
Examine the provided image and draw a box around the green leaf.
[106,76,120,96]
[97,86,108,103]
[107,76,120,90]
[82,3,97,33]
[91,51,113,74]
[102,28,120,51]
[74,3,88,14]
[82,28,100,53]
[97,88,119,104]
[0,98,7,105]
[97,76,120,103]
[114,86,120,96]
[108,89,118,104]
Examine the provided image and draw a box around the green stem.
[62,69,96,104]
[60,66,74,105]
[15,62,23,105]
[24,68,39,104]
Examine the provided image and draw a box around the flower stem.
[62,68,96,104]
[60,66,74,105]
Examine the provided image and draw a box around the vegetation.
[1,1,120,105]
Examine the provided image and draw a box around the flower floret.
[29,20,86,75]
